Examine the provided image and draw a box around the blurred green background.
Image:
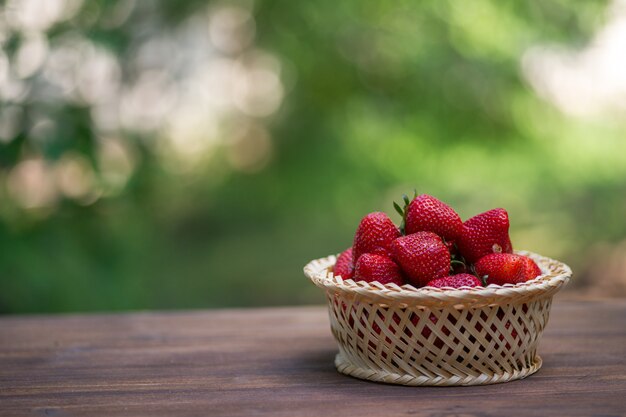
[1,0,625,314]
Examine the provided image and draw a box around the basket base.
[334,353,542,387]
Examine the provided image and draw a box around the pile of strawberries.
[333,193,542,289]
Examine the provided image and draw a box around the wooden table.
[1,297,625,416]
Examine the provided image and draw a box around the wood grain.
[1,298,625,416]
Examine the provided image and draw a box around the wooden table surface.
[1,297,625,416]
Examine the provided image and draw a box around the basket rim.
[303,250,571,307]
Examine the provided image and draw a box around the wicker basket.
[303,251,571,386]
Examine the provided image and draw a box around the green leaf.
[393,201,404,217]
[481,275,489,287]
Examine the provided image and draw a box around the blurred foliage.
[1,0,625,313]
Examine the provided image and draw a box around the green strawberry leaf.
[481,275,489,287]
[393,201,404,217]
[394,191,419,236]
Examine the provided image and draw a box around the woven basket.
[303,251,571,386]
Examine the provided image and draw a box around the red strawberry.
[404,194,463,242]
[475,253,523,285]
[353,212,401,264]
[444,240,459,257]
[519,256,542,281]
[333,247,354,279]
[353,253,405,286]
[391,232,450,287]
[475,253,540,285]
[426,273,483,289]
[457,208,513,263]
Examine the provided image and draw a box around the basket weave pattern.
[304,251,570,386]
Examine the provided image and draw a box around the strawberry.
[474,253,522,285]
[519,255,542,281]
[353,212,401,264]
[474,253,541,285]
[444,240,459,257]
[426,273,483,289]
[353,253,405,286]
[333,247,354,279]
[391,232,450,287]
[457,208,513,263]
[404,194,463,242]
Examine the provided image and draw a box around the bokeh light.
[0,0,625,314]
[523,0,626,119]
